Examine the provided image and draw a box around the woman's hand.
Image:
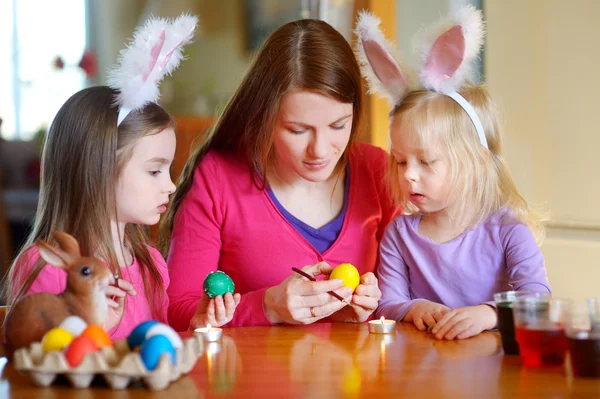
[404,300,451,331]
[189,292,242,330]
[331,272,381,323]
[104,278,136,331]
[263,262,353,324]
[431,305,497,340]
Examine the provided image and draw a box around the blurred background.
[0,0,598,301]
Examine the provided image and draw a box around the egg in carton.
[12,334,204,391]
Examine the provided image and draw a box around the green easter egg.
[203,271,235,298]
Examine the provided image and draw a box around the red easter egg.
[64,335,98,367]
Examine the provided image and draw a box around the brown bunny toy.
[4,231,114,352]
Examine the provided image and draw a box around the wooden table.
[2,322,600,398]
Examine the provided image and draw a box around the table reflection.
[201,337,241,395]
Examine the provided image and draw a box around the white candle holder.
[194,324,223,342]
[368,316,396,334]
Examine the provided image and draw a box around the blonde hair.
[4,86,171,320]
[387,84,546,242]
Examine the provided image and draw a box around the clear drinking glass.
[513,297,570,368]
[493,290,550,355]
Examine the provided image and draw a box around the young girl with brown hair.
[5,14,197,338]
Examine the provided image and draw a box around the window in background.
[0,0,87,140]
[244,0,355,53]
[244,1,304,53]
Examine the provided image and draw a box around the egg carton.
[12,334,204,391]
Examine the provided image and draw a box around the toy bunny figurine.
[4,231,114,350]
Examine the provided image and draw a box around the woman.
[161,19,398,331]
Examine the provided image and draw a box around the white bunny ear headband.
[355,5,488,148]
[108,13,198,125]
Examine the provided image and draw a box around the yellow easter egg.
[330,263,360,292]
[42,327,74,353]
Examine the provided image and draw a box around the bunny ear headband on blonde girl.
[108,13,198,125]
[355,5,488,149]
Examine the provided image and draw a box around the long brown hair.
[5,86,172,320]
[160,19,365,254]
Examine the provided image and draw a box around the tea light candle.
[368,316,396,334]
[194,324,223,342]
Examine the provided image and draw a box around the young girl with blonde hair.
[4,15,198,338]
[356,6,550,340]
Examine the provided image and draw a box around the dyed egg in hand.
[140,335,176,371]
[203,271,235,298]
[146,323,183,349]
[59,315,87,336]
[64,335,98,367]
[330,263,360,292]
[42,328,74,353]
[127,320,159,350]
[81,325,112,348]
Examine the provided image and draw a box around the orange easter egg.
[81,324,112,348]
[64,335,98,367]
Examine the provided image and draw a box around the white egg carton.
[12,334,204,391]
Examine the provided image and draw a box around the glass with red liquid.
[587,297,600,333]
[494,291,550,355]
[513,298,570,368]
[566,300,600,377]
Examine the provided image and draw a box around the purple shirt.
[376,210,551,321]
[267,168,350,254]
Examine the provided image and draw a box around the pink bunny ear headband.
[355,5,488,148]
[108,14,198,126]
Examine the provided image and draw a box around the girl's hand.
[263,262,353,325]
[404,300,451,331]
[104,278,136,331]
[431,305,497,340]
[189,292,242,329]
[331,272,381,323]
